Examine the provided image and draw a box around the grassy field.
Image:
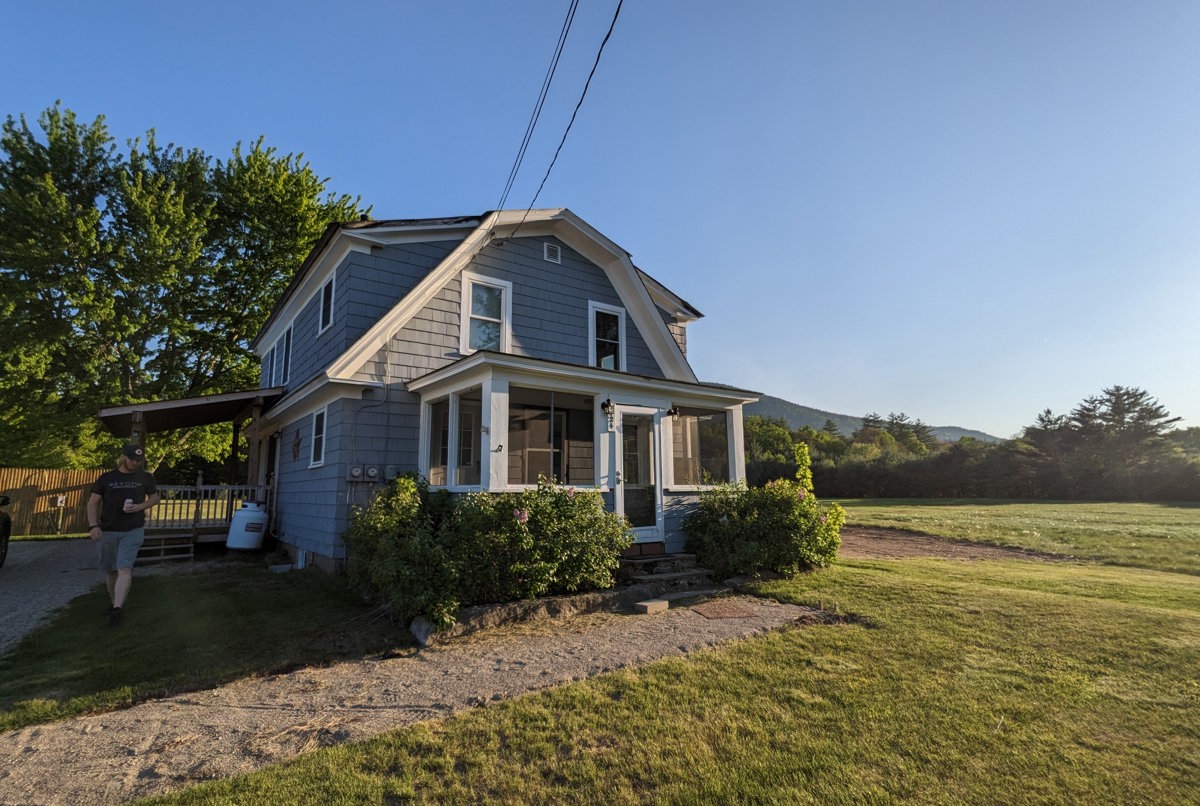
[0,560,410,731]
[837,499,1200,575]
[141,557,1200,805]
[2,502,1196,803]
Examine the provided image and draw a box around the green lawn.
[141,557,1200,805]
[4,502,1197,803]
[0,560,411,731]
[837,499,1200,575]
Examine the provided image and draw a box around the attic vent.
[543,242,562,264]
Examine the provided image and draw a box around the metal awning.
[97,388,285,437]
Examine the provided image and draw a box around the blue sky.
[4,1,1197,438]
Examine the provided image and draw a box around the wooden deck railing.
[145,484,272,536]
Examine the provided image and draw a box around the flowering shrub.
[342,475,458,628]
[344,477,632,632]
[684,449,843,578]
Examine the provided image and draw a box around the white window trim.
[318,276,335,335]
[665,408,737,491]
[588,300,627,372]
[309,406,328,468]
[421,392,485,493]
[459,271,513,355]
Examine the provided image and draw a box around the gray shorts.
[98,528,145,572]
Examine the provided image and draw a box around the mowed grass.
[141,557,1200,805]
[837,499,1200,575]
[0,561,410,731]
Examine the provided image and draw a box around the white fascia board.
[259,372,383,428]
[408,353,754,405]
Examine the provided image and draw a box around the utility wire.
[495,0,580,215]
[508,0,624,241]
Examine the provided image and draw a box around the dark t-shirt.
[91,468,158,531]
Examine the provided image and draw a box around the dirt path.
[0,528,1058,805]
[838,526,1070,562]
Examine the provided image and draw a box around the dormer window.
[588,301,626,371]
[460,272,512,354]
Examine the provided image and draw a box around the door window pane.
[622,413,655,527]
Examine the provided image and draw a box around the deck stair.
[137,533,194,564]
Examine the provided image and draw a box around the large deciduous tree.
[0,104,367,469]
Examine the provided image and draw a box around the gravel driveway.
[0,539,104,655]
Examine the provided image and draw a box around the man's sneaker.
[108,607,123,626]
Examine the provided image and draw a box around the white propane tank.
[226,501,268,550]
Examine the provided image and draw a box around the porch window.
[672,407,729,485]
[427,389,483,487]
[461,272,512,354]
[507,387,594,485]
[588,301,625,371]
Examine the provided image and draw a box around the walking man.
[86,444,160,625]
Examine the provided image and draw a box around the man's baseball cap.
[122,444,145,462]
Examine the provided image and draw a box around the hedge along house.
[248,208,757,570]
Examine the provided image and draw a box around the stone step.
[630,568,713,594]
[618,552,699,581]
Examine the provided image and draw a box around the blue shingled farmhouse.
[114,209,757,569]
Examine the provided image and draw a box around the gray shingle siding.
[662,492,701,553]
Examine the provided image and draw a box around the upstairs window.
[319,276,335,334]
[271,325,292,386]
[588,301,626,371]
[460,272,512,354]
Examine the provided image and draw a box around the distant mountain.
[745,395,1002,444]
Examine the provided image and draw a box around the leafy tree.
[0,104,367,469]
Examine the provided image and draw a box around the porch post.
[481,376,508,491]
[729,405,747,483]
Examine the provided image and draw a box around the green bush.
[684,473,843,579]
[342,475,459,628]
[343,478,632,632]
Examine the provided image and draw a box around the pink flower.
[514,508,529,523]
[820,514,828,524]
[797,488,807,500]
[566,487,576,498]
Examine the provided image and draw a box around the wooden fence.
[0,467,107,537]
[0,468,271,538]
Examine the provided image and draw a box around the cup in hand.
[123,498,135,513]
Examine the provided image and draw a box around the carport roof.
[97,388,284,436]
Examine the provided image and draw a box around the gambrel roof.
[255,208,703,388]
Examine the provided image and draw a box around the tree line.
[746,386,1200,501]
[0,104,367,472]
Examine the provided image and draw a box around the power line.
[495,0,580,214]
[508,0,624,240]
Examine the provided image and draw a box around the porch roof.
[406,351,759,405]
[97,388,285,436]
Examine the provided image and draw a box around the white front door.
[614,406,663,542]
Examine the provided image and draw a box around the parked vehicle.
[0,494,11,567]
